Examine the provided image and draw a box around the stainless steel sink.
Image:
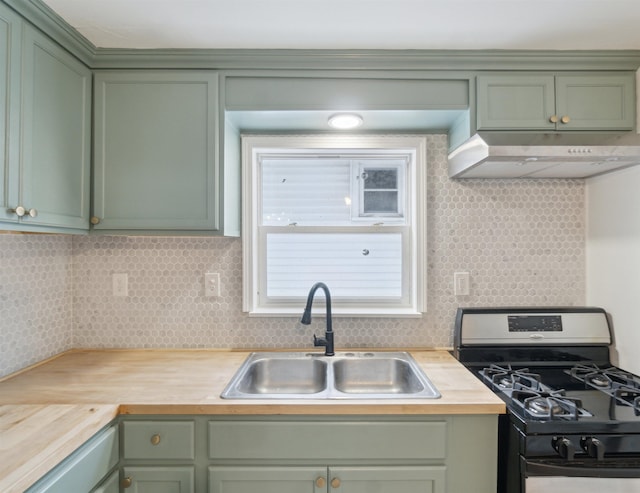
[333,358,426,394]
[234,357,328,394]
[221,352,441,399]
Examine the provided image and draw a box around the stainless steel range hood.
[448,131,640,178]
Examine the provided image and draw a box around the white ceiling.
[41,0,640,51]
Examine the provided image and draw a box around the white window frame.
[242,134,427,317]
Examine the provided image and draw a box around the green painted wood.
[477,73,636,131]
[92,71,220,232]
[209,466,326,493]
[116,414,497,493]
[225,76,469,111]
[91,470,119,493]
[2,0,94,66]
[556,74,636,130]
[208,419,447,461]
[123,420,195,460]
[330,466,446,493]
[25,425,119,493]
[446,415,497,493]
[122,466,195,493]
[91,49,640,72]
[0,2,21,224]
[19,24,91,231]
[476,74,556,130]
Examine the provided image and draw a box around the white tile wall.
[0,234,74,376]
[0,135,586,377]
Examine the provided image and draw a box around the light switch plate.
[112,273,128,297]
[205,272,220,297]
[454,272,470,296]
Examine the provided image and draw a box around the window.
[242,135,426,316]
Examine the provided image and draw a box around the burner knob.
[581,437,605,460]
[552,437,575,460]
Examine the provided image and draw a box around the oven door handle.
[526,460,640,478]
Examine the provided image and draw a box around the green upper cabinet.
[477,73,636,131]
[92,71,221,233]
[0,3,21,225]
[0,7,91,233]
[20,26,91,231]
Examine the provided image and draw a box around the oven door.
[524,459,640,492]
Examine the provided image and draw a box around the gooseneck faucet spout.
[300,282,334,356]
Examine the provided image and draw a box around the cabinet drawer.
[122,466,194,492]
[209,420,447,461]
[123,420,195,460]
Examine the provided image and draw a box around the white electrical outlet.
[112,273,128,297]
[454,272,470,296]
[205,272,221,297]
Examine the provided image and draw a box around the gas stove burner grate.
[569,363,640,414]
[511,389,591,421]
[480,364,545,393]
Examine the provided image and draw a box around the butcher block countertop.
[0,349,504,493]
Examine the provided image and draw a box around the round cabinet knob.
[150,433,161,445]
[316,477,326,488]
[549,115,559,123]
[330,477,341,489]
[561,115,571,124]
[26,208,37,218]
[122,476,133,488]
[8,206,26,217]
[90,216,101,225]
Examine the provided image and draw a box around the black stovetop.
[474,363,640,434]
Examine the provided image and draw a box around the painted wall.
[586,165,640,375]
[0,135,586,377]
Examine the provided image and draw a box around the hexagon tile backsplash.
[0,135,586,377]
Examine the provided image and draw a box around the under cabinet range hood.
[448,131,640,178]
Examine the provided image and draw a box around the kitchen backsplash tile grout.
[0,135,585,377]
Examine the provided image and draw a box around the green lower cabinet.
[209,466,326,493]
[328,466,446,493]
[91,470,119,493]
[25,425,119,493]
[209,466,445,493]
[122,466,195,493]
[116,415,494,493]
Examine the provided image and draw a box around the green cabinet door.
[209,466,326,493]
[93,71,219,232]
[208,466,445,493]
[91,470,119,493]
[123,466,195,493]
[477,75,556,130]
[555,75,636,130]
[329,466,446,493]
[477,73,635,131]
[25,425,119,493]
[0,3,22,224]
[19,25,91,230]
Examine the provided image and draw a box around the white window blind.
[261,158,352,225]
[266,233,403,298]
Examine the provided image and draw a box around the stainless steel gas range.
[453,307,640,493]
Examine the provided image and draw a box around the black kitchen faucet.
[300,282,334,356]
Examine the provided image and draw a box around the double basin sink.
[221,351,441,399]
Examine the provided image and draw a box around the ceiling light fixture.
[327,113,363,130]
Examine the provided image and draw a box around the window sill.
[247,307,424,318]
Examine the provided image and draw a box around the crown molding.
[3,0,95,65]
[91,48,640,72]
[4,1,640,72]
